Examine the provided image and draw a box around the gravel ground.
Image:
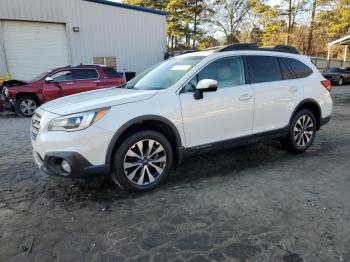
[0,86,350,262]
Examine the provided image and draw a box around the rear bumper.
[33,151,109,178]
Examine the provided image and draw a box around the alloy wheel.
[293,115,314,147]
[123,139,167,186]
[20,99,37,116]
[339,78,343,86]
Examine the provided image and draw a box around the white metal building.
[0,0,167,80]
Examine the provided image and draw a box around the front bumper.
[0,95,13,111]
[33,151,109,178]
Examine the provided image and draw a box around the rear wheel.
[281,109,317,153]
[111,130,173,192]
[14,96,38,117]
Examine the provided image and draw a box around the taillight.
[321,80,332,92]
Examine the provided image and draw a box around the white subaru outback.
[31,44,333,192]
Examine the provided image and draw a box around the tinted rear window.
[279,59,294,80]
[72,69,98,80]
[102,67,119,78]
[284,58,313,78]
[248,56,283,83]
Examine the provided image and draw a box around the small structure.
[0,0,167,80]
[327,35,350,62]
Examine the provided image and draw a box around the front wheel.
[281,109,317,153]
[111,130,174,192]
[338,77,343,86]
[14,96,38,117]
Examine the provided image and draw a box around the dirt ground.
[0,87,350,262]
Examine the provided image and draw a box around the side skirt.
[178,127,289,162]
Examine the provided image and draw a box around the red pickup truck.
[1,65,125,117]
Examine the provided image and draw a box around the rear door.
[64,69,99,96]
[99,67,125,88]
[247,55,303,134]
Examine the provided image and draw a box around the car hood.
[41,87,158,115]
[3,80,28,87]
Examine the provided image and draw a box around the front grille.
[31,113,41,140]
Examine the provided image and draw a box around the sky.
[268,0,283,6]
[110,0,282,7]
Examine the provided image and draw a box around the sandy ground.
[0,86,349,262]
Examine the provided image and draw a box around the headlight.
[48,108,109,132]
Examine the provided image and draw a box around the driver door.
[179,56,254,148]
[42,70,72,101]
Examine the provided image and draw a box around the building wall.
[0,0,166,77]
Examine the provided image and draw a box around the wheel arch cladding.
[292,99,321,130]
[105,115,183,165]
[15,93,40,104]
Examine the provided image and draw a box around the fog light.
[61,160,72,174]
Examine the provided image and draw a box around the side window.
[102,67,119,78]
[248,56,282,83]
[284,58,313,78]
[279,59,294,80]
[72,69,99,80]
[50,70,72,82]
[184,56,245,92]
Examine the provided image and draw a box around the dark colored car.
[1,65,125,117]
[322,67,350,86]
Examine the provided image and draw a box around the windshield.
[325,68,342,73]
[30,71,50,82]
[124,56,205,90]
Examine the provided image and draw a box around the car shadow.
[0,111,19,118]
[42,140,308,208]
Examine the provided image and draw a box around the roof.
[177,49,310,64]
[83,0,167,16]
[328,35,350,46]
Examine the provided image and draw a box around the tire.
[14,96,38,117]
[338,77,343,86]
[111,130,174,192]
[281,109,317,153]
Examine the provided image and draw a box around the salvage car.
[1,65,125,117]
[31,44,333,192]
[322,67,350,86]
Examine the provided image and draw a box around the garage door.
[2,21,69,81]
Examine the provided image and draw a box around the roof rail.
[215,43,300,55]
[270,45,299,54]
[217,43,259,52]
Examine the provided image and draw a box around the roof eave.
[328,35,350,46]
[83,0,167,16]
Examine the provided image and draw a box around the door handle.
[239,94,253,101]
[65,82,73,85]
[289,86,299,92]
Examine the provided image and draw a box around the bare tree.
[279,0,307,45]
[207,0,257,43]
[306,0,317,54]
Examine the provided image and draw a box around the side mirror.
[45,76,54,83]
[194,79,218,100]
